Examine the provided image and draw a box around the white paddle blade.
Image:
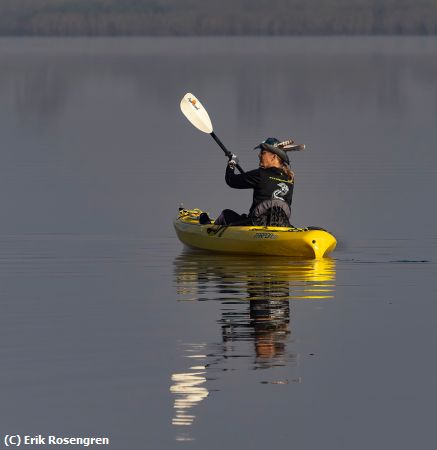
[180,93,213,134]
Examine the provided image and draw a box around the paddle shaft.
[210,132,245,174]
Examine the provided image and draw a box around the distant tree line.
[1,0,437,36]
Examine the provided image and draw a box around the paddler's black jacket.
[225,166,294,216]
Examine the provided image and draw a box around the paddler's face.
[258,150,278,168]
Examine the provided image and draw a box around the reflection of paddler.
[250,299,290,361]
[247,272,291,363]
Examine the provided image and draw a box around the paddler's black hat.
[254,137,289,164]
[254,137,306,165]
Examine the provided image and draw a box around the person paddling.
[210,137,299,227]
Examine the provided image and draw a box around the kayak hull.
[174,209,336,259]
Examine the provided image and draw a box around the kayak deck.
[174,208,336,259]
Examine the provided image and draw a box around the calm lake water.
[0,36,436,450]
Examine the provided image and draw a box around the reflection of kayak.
[174,208,337,259]
[174,252,336,301]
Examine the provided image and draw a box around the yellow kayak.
[174,208,337,259]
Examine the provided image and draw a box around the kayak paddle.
[180,93,245,173]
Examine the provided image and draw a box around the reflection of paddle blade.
[180,93,213,134]
[170,343,209,441]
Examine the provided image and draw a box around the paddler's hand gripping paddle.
[180,93,245,174]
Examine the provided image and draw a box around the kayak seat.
[252,206,291,227]
[251,200,291,227]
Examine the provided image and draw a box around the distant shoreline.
[1,0,436,37]
[1,32,437,37]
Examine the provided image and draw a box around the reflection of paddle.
[180,93,245,173]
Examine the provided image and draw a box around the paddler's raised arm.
[225,154,260,189]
